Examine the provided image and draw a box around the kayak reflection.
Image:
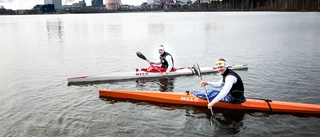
[158,78,174,92]
[211,111,246,136]
[100,97,246,135]
[135,78,174,92]
[184,107,246,136]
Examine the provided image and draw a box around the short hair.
[217,58,226,62]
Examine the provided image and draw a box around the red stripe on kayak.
[74,76,88,78]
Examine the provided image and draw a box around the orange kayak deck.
[99,89,320,115]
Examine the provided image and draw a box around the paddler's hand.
[208,102,214,109]
[162,72,168,77]
[200,81,207,87]
[149,61,155,65]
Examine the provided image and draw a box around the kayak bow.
[99,89,320,115]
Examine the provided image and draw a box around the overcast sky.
[0,0,147,10]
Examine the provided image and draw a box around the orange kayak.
[99,89,320,115]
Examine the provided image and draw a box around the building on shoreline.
[92,0,105,7]
[44,0,63,11]
[106,0,121,10]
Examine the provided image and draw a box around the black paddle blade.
[136,51,147,61]
[193,63,202,78]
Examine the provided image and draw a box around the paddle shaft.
[152,64,169,79]
[147,60,163,74]
[193,63,214,116]
[146,58,168,78]
[200,77,214,115]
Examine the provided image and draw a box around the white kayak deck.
[67,64,248,83]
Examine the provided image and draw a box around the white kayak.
[67,64,248,83]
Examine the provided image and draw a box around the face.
[217,66,227,74]
[158,49,164,55]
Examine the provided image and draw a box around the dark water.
[0,12,320,137]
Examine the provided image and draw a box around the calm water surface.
[0,12,320,137]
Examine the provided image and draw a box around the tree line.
[1,0,319,15]
[189,0,320,11]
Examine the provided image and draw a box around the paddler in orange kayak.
[198,58,246,109]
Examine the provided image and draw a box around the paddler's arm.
[149,61,161,65]
[163,55,173,76]
[206,78,224,88]
[208,75,237,109]
[201,78,223,88]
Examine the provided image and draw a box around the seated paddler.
[192,58,246,109]
[148,45,174,77]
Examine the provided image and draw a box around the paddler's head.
[158,45,165,55]
[215,58,227,74]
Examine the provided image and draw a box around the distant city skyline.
[0,0,147,10]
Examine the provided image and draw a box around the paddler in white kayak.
[193,58,246,109]
[148,45,174,77]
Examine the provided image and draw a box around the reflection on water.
[100,96,320,136]
[135,78,175,92]
[46,19,64,46]
[212,112,246,136]
[100,97,247,136]
[148,24,165,36]
[158,78,175,92]
[67,77,175,90]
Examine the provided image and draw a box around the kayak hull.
[68,64,248,83]
[99,89,320,115]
